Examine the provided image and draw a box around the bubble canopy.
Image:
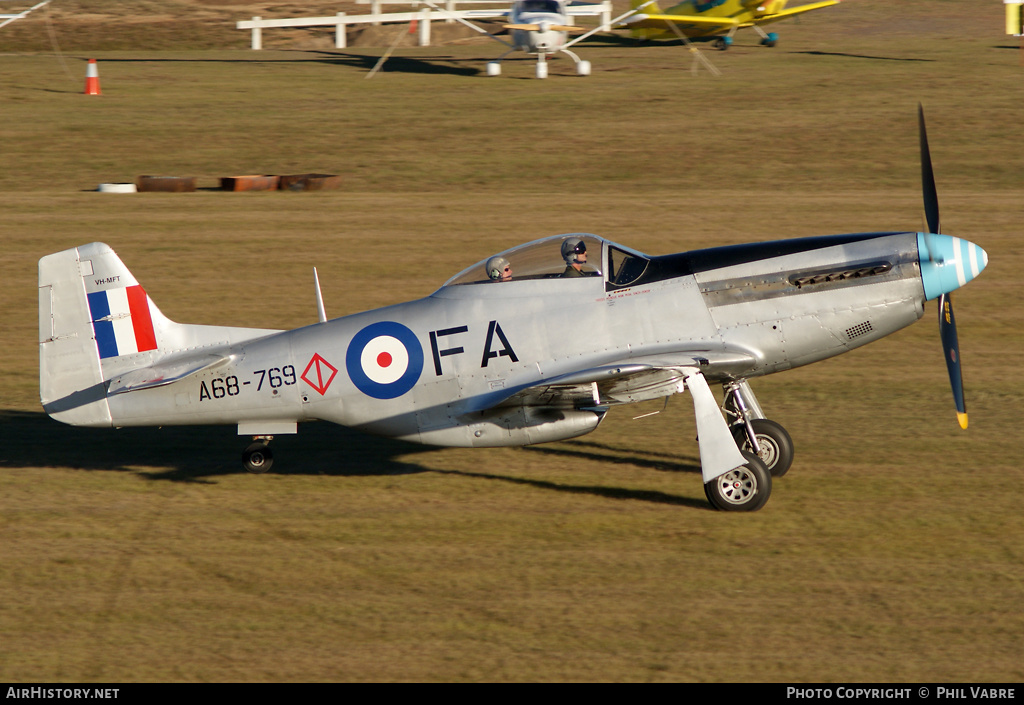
[441,233,652,289]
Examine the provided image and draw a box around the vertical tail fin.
[38,242,147,426]
[40,243,282,427]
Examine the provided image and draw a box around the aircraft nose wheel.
[243,441,273,474]
[731,418,794,478]
[704,452,772,512]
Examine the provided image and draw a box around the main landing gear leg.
[713,28,736,50]
[486,48,516,76]
[722,380,794,478]
[684,369,772,511]
[752,24,778,47]
[559,47,591,76]
[243,436,274,474]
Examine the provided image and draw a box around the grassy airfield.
[1,0,1022,683]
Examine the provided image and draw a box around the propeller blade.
[919,104,941,237]
[921,107,970,428]
[938,292,968,429]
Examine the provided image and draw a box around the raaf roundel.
[345,321,424,400]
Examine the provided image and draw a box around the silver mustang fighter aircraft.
[37,110,987,511]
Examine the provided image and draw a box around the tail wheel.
[732,418,794,478]
[243,442,273,474]
[704,451,772,512]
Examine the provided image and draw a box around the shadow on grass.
[431,438,706,508]
[433,466,709,508]
[528,438,701,474]
[1,410,708,507]
[580,35,939,63]
[0,409,433,482]
[791,50,936,62]
[74,52,483,77]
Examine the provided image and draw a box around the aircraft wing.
[618,13,739,31]
[748,0,840,27]
[107,353,232,395]
[503,23,582,31]
[463,9,510,18]
[464,348,757,413]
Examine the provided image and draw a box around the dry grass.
[0,0,1022,682]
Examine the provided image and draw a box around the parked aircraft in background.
[620,0,840,49]
[38,109,985,511]
[487,0,592,77]
[417,0,656,78]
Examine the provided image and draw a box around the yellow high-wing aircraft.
[620,0,840,49]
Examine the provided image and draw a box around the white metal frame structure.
[0,0,51,31]
[236,2,612,49]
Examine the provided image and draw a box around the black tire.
[704,451,772,512]
[731,418,794,478]
[714,38,729,51]
[243,442,273,474]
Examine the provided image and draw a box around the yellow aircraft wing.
[751,0,840,27]
[619,13,739,31]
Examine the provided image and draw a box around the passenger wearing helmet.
[486,255,512,282]
[560,237,588,277]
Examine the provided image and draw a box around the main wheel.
[243,442,273,474]
[731,418,794,478]
[704,452,772,512]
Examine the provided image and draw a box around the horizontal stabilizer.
[107,353,231,395]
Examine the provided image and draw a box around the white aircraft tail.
[39,243,279,427]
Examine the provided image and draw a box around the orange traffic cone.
[84,59,101,95]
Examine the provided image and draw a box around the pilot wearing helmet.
[560,237,588,277]
[486,255,512,282]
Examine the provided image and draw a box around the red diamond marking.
[301,353,338,396]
